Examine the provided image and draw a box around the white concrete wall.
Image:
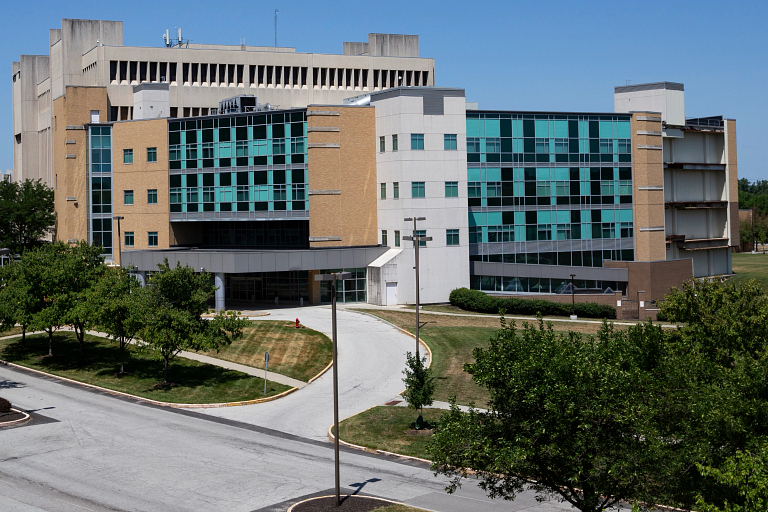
[372,92,470,304]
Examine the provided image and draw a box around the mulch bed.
[291,495,395,512]
[0,410,26,425]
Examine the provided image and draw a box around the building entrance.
[226,271,308,307]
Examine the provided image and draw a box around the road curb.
[327,419,433,466]
[0,408,31,428]
[308,358,334,384]
[286,495,401,512]
[0,360,299,408]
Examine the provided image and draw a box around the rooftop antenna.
[163,29,170,47]
[178,27,182,46]
[274,9,278,47]
[626,79,631,85]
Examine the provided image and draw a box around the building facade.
[11,20,740,308]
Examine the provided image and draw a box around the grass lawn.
[0,332,291,403]
[730,252,768,290]
[201,320,332,382]
[0,326,24,338]
[338,406,445,460]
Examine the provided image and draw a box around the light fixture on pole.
[113,216,124,266]
[403,217,431,360]
[569,274,577,320]
[314,271,352,507]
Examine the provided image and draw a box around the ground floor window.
[470,275,626,295]
[226,271,309,304]
[319,268,367,303]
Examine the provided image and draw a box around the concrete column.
[215,273,225,311]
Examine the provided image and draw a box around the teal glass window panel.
[620,209,633,222]
[124,190,133,205]
[536,168,550,181]
[554,168,569,181]
[467,168,482,181]
[602,209,615,222]
[486,168,501,181]
[515,212,525,225]
[411,181,425,198]
[487,212,502,225]
[411,134,424,150]
[466,119,480,137]
[599,121,614,139]
[486,138,500,153]
[445,181,458,197]
[537,211,551,224]
[535,120,550,138]
[618,121,631,139]
[556,210,570,224]
[485,119,500,137]
[124,232,134,247]
[446,229,459,246]
[469,211,482,226]
[444,134,457,150]
[554,120,568,138]
[123,149,133,164]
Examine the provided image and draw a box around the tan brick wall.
[604,258,692,302]
[726,119,739,247]
[307,106,377,248]
[112,118,170,265]
[52,86,108,245]
[631,112,666,261]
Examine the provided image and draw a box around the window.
[123,148,133,164]
[124,190,134,205]
[415,229,427,247]
[554,139,568,153]
[599,139,613,154]
[379,136,385,153]
[446,229,459,246]
[124,232,134,247]
[411,133,424,150]
[381,230,388,246]
[148,231,158,247]
[392,134,398,152]
[487,182,501,198]
[412,181,425,198]
[485,138,500,153]
[535,139,549,153]
[468,182,482,198]
[147,189,158,204]
[380,183,386,199]
[147,147,157,162]
[445,181,458,197]
[393,182,399,199]
[444,134,457,150]
[394,230,400,247]
[467,137,481,153]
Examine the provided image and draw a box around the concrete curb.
[0,408,31,428]
[308,358,334,384]
[327,417,433,466]
[286,495,402,512]
[0,360,299,409]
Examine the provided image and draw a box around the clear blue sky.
[4,0,766,181]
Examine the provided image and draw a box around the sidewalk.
[0,327,306,389]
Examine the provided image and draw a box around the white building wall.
[372,90,470,304]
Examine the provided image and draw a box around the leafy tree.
[0,257,41,344]
[91,266,142,374]
[402,351,435,428]
[428,317,685,512]
[137,260,248,384]
[26,243,70,356]
[696,444,768,512]
[0,179,55,254]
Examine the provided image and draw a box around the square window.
[379,136,385,153]
[394,230,400,247]
[124,231,134,247]
[411,181,425,198]
[381,230,388,246]
[147,189,158,204]
[123,148,133,164]
[415,229,427,247]
[411,133,424,150]
[148,231,158,247]
[392,134,398,152]
[124,190,134,205]
[445,181,458,197]
[467,137,481,153]
[446,229,459,246]
[147,147,157,162]
[393,182,399,199]
[380,183,386,199]
[444,134,457,150]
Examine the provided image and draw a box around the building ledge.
[666,236,731,250]
[664,162,726,171]
[665,200,727,209]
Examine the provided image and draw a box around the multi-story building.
[11,19,740,308]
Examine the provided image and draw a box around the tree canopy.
[0,179,55,254]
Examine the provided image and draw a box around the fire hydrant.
[295,318,300,328]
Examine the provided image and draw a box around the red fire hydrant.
[295,318,300,328]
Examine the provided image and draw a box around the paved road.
[194,306,422,441]
[0,364,578,512]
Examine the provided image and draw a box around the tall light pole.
[113,216,124,266]
[569,273,576,320]
[403,217,431,359]
[314,271,351,507]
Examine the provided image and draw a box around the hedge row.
[449,288,616,319]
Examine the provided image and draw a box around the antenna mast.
[274,9,278,47]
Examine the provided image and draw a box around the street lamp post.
[113,216,124,266]
[314,271,352,507]
[403,217,431,360]
[569,274,576,320]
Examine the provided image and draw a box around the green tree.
[0,179,55,254]
[91,266,142,374]
[428,317,684,512]
[401,351,435,428]
[696,444,768,512]
[137,260,248,384]
[26,243,70,356]
[0,257,42,344]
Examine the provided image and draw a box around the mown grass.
[0,332,290,403]
[0,326,24,338]
[201,320,332,382]
[337,406,445,460]
[730,252,768,290]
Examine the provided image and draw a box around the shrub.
[0,396,11,412]
[449,288,616,319]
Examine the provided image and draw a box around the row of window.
[467,137,632,155]
[469,222,634,242]
[380,229,460,247]
[378,134,458,153]
[470,249,635,267]
[123,231,158,248]
[470,275,627,295]
[123,147,157,164]
[379,181,460,199]
[124,189,158,205]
